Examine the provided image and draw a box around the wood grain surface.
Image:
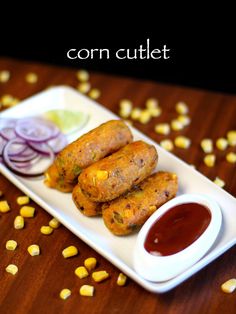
[0,57,235,314]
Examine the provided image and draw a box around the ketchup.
[144,203,211,256]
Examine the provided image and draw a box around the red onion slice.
[0,127,17,140]
[0,136,7,155]
[47,133,67,154]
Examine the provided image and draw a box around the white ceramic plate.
[0,86,235,293]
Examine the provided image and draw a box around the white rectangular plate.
[1,86,236,293]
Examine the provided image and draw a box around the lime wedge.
[44,110,89,134]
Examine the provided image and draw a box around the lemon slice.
[44,110,89,134]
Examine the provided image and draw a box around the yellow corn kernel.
[62,246,78,258]
[6,240,18,251]
[25,72,38,84]
[160,139,174,151]
[174,136,191,149]
[226,152,236,163]
[221,278,236,293]
[154,123,170,135]
[145,98,159,109]
[28,244,40,256]
[17,196,30,205]
[0,200,10,213]
[14,215,24,229]
[84,257,97,271]
[0,70,10,83]
[204,154,216,167]
[80,285,94,297]
[20,206,35,218]
[1,94,14,106]
[177,115,191,126]
[76,69,89,82]
[40,225,54,235]
[200,139,213,153]
[216,138,228,151]
[171,119,184,131]
[88,88,101,99]
[175,101,188,114]
[214,177,225,188]
[117,273,127,286]
[130,108,142,120]
[75,266,89,279]
[77,82,91,94]
[92,270,109,282]
[148,106,162,118]
[5,264,18,275]
[96,170,109,180]
[60,288,71,300]
[138,110,151,124]
[227,130,236,146]
[49,217,61,229]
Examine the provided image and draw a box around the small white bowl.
[133,194,222,282]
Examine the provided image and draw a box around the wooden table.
[0,57,235,314]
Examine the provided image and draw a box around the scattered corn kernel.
[145,98,159,109]
[80,285,94,297]
[174,136,191,149]
[88,88,101,99]
[20,206,35,218]
[77,82,91,94]
[175,101,188,114]
[0,70,10,83]
[177,115,191,126]
[6,240,17,251]
[1,94,14,106]
[130,108,142,120]
[214,177,225,188]
[160,139,174,151]
[117,273,127,286]
[17,196,30,205]
[204,154,216,167]
[227,130,236,146]
[49,217,61,229]
[62,246,78,258]
[14,215,24,229]
[0,200,10,213]
[216,138,228,151]
[60,288,71,300]
[40,225,53,235]
[5,264,18,275]
[84,257,97,271]
[25,72,38,84]
[155,123,170,135]
[226,152,236,163]
[139,110,151,124]
[200,139,213,153]
[76,70,89,82]
[27,244,40,256]
[119,99,132,118]
[96,170,108,180]
[171,119,184,131]
[92,270,109,282]
[75,266,89,279]
[221,278,236,293]
[148,106,162,118]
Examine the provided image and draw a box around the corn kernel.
[216,138,228,151]
[155,123,170,135]
[175,101,188,114]
[117,273,127,286]
[28,244,40,256]
[221,278,236,293]
[0,200,10,213]
[75,266,89,279]
[14,215,24,229]
[88,88,101,99]
[145,98,159,109]
[171,119,184,131]
[0,70,10,83]
[17,196,30,205]
[227,130,236,146]
[96,170,109,180]
[130,108,142,120]
[84,257,97,271]
[60,288,71,300]
[76,69,89,82]
[20,206,35,218]
[1,94,14,106]
[25,72,38,84]
[119,100,133,118]
[62,246,78,258]
[139,110,151,124]
[6,240,18,251]
[49,217,61,229]
[160,139,174,151]
[148,106,162,118]
[40,225,53,235]
[204,154,216,167]
[200,139,213,153]
[80,285,94,297]
[226,152,236,163]
[177,115,191,126]
[77,82,91,94]
[174,136,191,149]
[5,264,18,275]
[92,270,109,282]
[214,177,225,188]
